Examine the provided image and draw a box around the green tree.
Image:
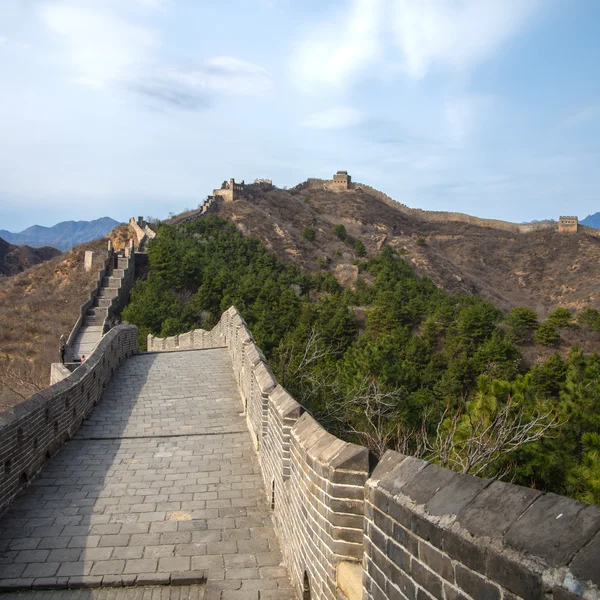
[505,307,539,342]
[354,239,367,257]
[577,308,600,331]
[547,307,573,328]
[333,224,347,241]
[302,227,315,242]
[535,322,560,346]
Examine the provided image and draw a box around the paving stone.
[123,560,158,575]
[22,564,60,579]
[90,561,125,576]
[0,350,292,595]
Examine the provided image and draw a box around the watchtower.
[332,170,351,189]
[558,216,578,233]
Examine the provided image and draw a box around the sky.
[1,0,599,231]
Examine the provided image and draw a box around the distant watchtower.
[212,178,245,202]
[558,216,578,233]
[332,170,351,189]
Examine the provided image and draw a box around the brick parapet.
[0,324,138,516]
[143,310,600,600]
[363,450,600,600]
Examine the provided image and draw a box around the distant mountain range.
[0,217,121,251]
[581,213,600,229]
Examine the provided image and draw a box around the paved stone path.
[0,350,294,600]
[2,584,206,600]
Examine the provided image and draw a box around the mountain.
[187,180,600,315]
[581,212,600,229]
[0,237,61,277]
[0,217,121,251]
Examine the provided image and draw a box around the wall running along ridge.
[0,325,138,516]
[64,252,113,352]
[148,308,600,600]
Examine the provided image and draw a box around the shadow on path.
[0,349,294,600]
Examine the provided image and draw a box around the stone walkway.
[0,350,294,600]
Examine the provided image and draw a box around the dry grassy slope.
[0,237,62,277]
[214,186,600,315]
[0,225,136,410]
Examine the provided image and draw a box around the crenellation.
[149,309,600,600]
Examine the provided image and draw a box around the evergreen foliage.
[302,226,315,242]
[547,307,574,328]
[333,224,347,241]
[123,216,600,505]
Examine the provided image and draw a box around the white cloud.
[293,0,383,92]
[39,1,157,89]
[37,2,272,109]
[301,106,364,129]
[391,0,540,79]
[0,35,7,45]
[293,0,540,89]
[162,57,273,96]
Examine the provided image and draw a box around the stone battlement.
[148,309,600,600]
[0,325,138,515]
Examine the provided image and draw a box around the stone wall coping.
[369,449,600,593]
[269,385,304,420]
[292,412,369,476]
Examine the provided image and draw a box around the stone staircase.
[70,256,130,361]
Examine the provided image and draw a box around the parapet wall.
[148,309,369,599]
[148,309,600,600]
[0,325,138,516]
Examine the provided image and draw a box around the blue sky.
[1,0,599,231]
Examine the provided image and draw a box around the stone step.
[93,297,114,308]
[82,317,103,326]
[117,258,129,269]
[97,287,119,298]
[86,307,108,317]
[102,276,122,287]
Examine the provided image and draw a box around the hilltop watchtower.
[558,216,578,233]
[212,178,245,202]
[332,170,351,189]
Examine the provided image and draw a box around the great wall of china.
[0,183,599,599]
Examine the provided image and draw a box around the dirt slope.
[210,185,600,315]
[0,225,137,410]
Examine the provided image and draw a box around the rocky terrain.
[206,183,600,315]
[0,237,61,277]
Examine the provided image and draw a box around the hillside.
[0,224,136,410]
[205,184,600,316]
[0,217,121,250]
[0,237,61,276]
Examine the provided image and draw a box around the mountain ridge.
[193,180,600,315]
[0,217,121,250]
[581,212,600,229]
